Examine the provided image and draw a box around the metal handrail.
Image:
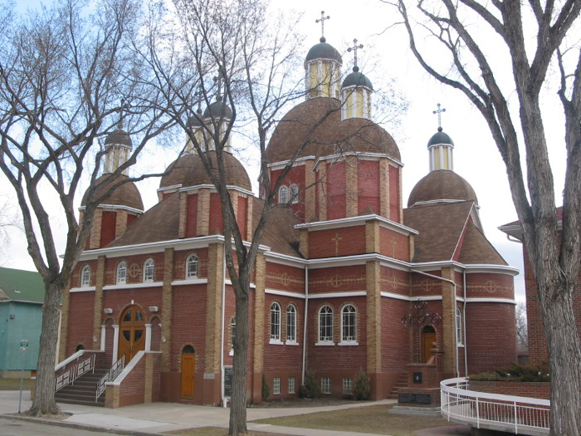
[55,352,96,392]
[95,355,125,401]
[440,377,550,435]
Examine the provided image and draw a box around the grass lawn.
[0,378,33,391]
[169,429,294,436]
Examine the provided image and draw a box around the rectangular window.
[273,377,281,395]
[343,378,353,395]
[321,377,331,394]
[288,377,295,394]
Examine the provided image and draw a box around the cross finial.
[316,11,330,42]
[118,98,125,129]
[213,75,223,101]
[433,103,446,131]
[347,39,364,71]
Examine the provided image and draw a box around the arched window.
[270,302,281,341]
[318,305,333,343]
[456,308,464,345]
[143,258,155,282]
[80,265,91,287]
[230,316,236,355]
[290,184,299,204]
[341,304,357,343]
[286,305,297,343]
[116,261,127,284]
[186,254,198,279]
[278,186,288,204]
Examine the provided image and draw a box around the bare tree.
[0,0,172,415]
[516,302,528,353]
[392,0,581,433]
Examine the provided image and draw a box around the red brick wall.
[209,193,223,235]
[381,298,410,372]
[72,259,98,288]
[118,353,145,407]
[174,248,209,280]
[465,273,514,300]
[103,253,165,285]
[410,271,443,298]
[127,213,137,227]
[389,166,400,222]
[102,288,163,324]
[186,193,198,237]
[308,265,366,294]
[100,211,117,247]
[237,196,248,240]
[67,292,94,354]
[271,166,306,221]
[358,160,379,215]
[308,226,366,259]
[470,380,550,400]
[327,162,346,220]
[265,263,305,293]
[379,227,409,261]
[380,267,409,297]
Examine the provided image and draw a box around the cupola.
[341,39,373,120]
[103,128,132,175]
[203,96,233,153]
[428,104,454,171]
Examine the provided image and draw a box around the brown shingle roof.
[266,98,400,163]
[251,197,301,257]
[81,174,144,211]
[160,151,251,191]
[407,170,477,207]
[458,220,507,265]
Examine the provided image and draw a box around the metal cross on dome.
[316,11,330,39]
[402,299,441,328]
[347,39,364,69]
[433,103,446,130]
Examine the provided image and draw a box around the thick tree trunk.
[28,281,62,416]
[229,285,249,435]
[541,282,581,435]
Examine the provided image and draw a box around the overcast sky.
[2,0,572,304]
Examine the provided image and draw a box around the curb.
[0,414,167,436]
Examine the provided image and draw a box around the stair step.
[54,367,110,408]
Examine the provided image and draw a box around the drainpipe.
[302,264,309,385]
[463,271,468,377]
[410,269,459,378]
[220,245,226,407]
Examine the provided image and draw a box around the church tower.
[428,104,454,172]
[341,40,373,120]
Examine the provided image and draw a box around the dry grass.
[253,404,454,436]
[169,428,293,436]
[0,378,33,391]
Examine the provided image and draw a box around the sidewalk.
[0,391,399,436]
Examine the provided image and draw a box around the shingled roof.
[0,267,44,304]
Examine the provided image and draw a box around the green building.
[0,267,44,377]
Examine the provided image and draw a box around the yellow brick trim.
[205,243,224,373]
[90,209,103,249]
[346,156,358,217]
[161,248,174,372]
[178,192,187,238]
[197,189,211,236]
[366,261,381,373]
[93,256,106,348]
[305,160,316,221]
[299,229,309,258]
[115,210,128,239]
[365,221,380,254]
[440,267,457,375]
[379,159,389,218]
[246,196,253,241]
[144,353,153,403]
[253,253,266,374]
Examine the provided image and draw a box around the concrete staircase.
[387,372,408,400]
[55,368,108,407]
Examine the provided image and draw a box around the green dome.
[203,98,233,119]
[342,67,373,90]
[187,109,204,129]
[305,37,342,64]
[104,129,132,147]
[428,128,454,147]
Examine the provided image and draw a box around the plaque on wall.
[398,393,431,404]
[224,366,233,397]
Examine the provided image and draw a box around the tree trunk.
[541,282,581,435]
[229,285,249,435]
[28,280,62,416]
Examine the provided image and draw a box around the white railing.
[441,377,550,436]
[95,355,125,401]
[55,352,96,392]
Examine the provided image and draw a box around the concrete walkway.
[0,391,468,436]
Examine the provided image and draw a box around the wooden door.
[181,350,195,399]
[422,326,437,363]
[118,306,146,362]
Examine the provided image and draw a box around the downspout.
[302,264,309,385]
[220,245,226,407]
[410,269,459,378]
[463,271,468,377]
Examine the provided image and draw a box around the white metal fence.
[55,352,96,392]
[96,355,125,401]
[440,377,550,435]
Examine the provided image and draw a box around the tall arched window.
[286,305,297,343]
[186,254,198,279]
[318,305,333,343]
[143,258,155,282]
[341,304,357,343]
[290,184,299,204]
[80,265,91,287]
[456,308,464,345]
[270,302,281,341]
[278,186,288,204]
[116,261,127,284]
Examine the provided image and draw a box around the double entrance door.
[118,305,146,362]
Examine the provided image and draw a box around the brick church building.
[58,34,518,407]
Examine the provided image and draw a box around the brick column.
[93,255,106,349]
[246,196,254,241]
[365,221,380,254]
[409,235,415,262]
[115,210,128,238]
[161,248,174,372]
[178,192,187,238]
[441,267,457,376]
[299,229,309,258]
[318,162,328,221]
[366,260,382,398]
[197,189,211,236]
[379,159,390,219]
[89,209,103,249]
[204,242,224,404]
[346,156,358,217]
[398,165,403,224]
[252,252,266,403]
[230,191,239,223]
[305,160,316,221]
[144,353,154,403]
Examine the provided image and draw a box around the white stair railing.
[55,352,96,392]
[95,355,125,401]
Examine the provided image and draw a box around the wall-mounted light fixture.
[103,308,113,314]
[10,314,15,319]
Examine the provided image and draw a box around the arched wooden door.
[181,346,195,399]
[118,306,146,362]
[421,326,437,363]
